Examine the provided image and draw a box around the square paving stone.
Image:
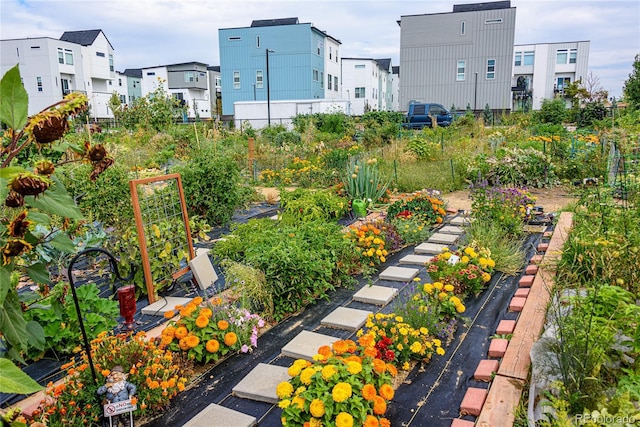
[353,285,398,305]
[141,296,192,316]
[182,403,256,427]
[428,232,459,245]
[281,331,339,361]
[415,242,448,254]
[321,307,372,331]
[399,254,433,266]
[450,216,473,226]
[232,363,290,404]
[379,266,419,282]
[438,225,465,235]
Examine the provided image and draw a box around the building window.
[317,41,323,55]
[320,72,324,88]
[329,46,332,60]
[31,45,40,49]
[233,71,240,89]
[147,72,155,76]
[556,77,571,92]
[336,50,338,63]
[486,59,496,79]
[228,36,241,41]
[524,51,534,65]
[355,87,365,98]
[109,54,114,72]
[58,48,64,64]
[484,18,503,24]
[96,52,105,57]
[461,21,466,35]
[256,35,260,48]
[118,78,122,86]
[256,70,263,89]
[456,60,466,81]
[119,94,126,104]
[328,74,332,90]
[355,64,365,69]
[109,80,112,85]
[184,71,195,83]
[334,76,338,91]
[215,76,221,88]
[58,48,74,65]
[36,76,43,92]
[556,49,568,64]
[313,69,319,81]
[569,49,577,64]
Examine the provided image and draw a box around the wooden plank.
[476,375,524,427]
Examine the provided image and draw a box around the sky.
[1,0,639,98]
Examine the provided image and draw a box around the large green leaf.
[0,266,11,306]
[0,167,27,179]
[26,211,51,225]
[0,358,43,394]
[25,320,45,351]
[49,232,76,254]
[0,290,28,351]
[26,176,84,220]
[26,263,51,285]
[0,65,28,130]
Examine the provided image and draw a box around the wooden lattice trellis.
[129,173,194,303]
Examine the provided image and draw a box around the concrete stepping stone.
[449,216,472,226]
[353,285,398,305]
[232,363,290,404]
[438,225,465,235]
[428,232,459,245]
[182,403,256,427]
[399,254,433,266]
[379,266,419,282]
[281,330,339,361]
[415,242,448,254]
[321,307,372,331]
[141,296,192,316]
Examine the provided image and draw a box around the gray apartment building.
[398,1,516,113]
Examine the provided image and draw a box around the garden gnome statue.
[97,366,137,426]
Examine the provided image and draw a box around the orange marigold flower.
[363,346,378,358]
[372,358,387,373]
[358,333,375,347]
[186,335,200,348]
[379,383,395,401]
[364,415,380,427]
[373,395,387,415]
[332,340,349,355]
[217,320,229,330]
[175,326,188,339]
[317,345,332,357]
[179,338,190,351]
[192,296,203,305]
[195,316,209,328]
[200,308,212,318]
[224,332,237,346]
[101,369,110,377]
[177,382,185,391]
[206,339,220,353]
[163,310,176,319]
[386,363,398,377]
[362,383,377,401]
[379,418,391,427]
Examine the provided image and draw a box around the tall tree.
[623,54,640,110]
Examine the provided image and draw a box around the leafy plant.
[279,187,349,225]
[386,190,446,227]
[470,183,536,237]
[426,246,495,297]
[340,157,390,204]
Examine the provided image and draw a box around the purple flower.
[241,344,250,353]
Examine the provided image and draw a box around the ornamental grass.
[35,331,190,426]
[277,339,395,427]
[160,296,264,364]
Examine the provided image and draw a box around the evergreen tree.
[623,54,640,110]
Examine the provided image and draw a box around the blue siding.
[219,23,326,115]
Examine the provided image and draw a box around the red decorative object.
[117,285,137,330]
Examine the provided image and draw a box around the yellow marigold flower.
[444,284,455,292]
[336,412,354,427]
[482,272,491,282]
[379,383,395,401]
[402,361,410,370]
[332,382,352,403]
[423,283,434,294]
[487,259,496,268]
[300,367,316,385]
[309,399,325,418]
[276,381,294,399]
[397,343,403,351]
[461,255,470,263]
[436,347,445,355]
[224,332,237,346]
[433,338,442,347]
[449,296,461,306]
[456,304,466,313]
[410,341,423,353]
[347,360,362,375]
[395,316,404,322]
[288,359,309,377]
[195,316,209,328]
[439,292,448,300]
[322,364,337,380]
[278,399,291,409]
[433,282,443,290]
[380,256,386,263]
[292,396,305,409]
[419,327,429,335]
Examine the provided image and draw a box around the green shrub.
[467,147,558,188]
[536,98,567,124]
[172,147,244,225]
[212,219,358,321]
[279,188,349,224]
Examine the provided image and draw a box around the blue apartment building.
[218,17,341,117]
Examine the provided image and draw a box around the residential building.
[1,29,115,118]
[207,66,222,118]
[218,17,342,118]
[391,66,400,112]
[398,1,516,112]
[121,68,143,104]
[140,62,212,120]
[341,58,393,115]
[512,41,590,111]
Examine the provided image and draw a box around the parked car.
[402,103,454,129]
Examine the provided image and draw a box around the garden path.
[144,214,547,427]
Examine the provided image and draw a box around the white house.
[341,58,393,115]
[323,35,342,100]
[512,41,590,111]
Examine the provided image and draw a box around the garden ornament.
[352,198,368,218]
[97,366,137,427]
